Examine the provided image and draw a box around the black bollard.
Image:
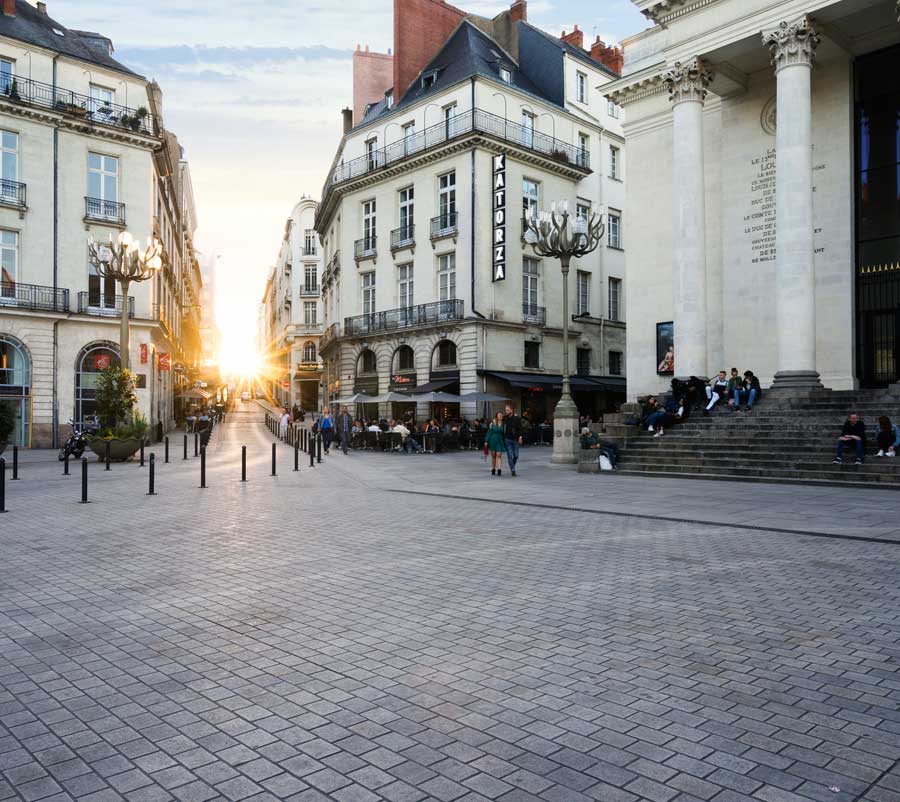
[80,458,89,503]
[148,453,156,496]
[241,445,247,482]
[105,440,111,471]
[294,439,299,471]
[165,436,169,464]
[194,432,199,457]
[11,445,18,480]
[317,435,322,464]
[63,452,69,476]
[0,457,5,513]
[271,442,276,476]
[200,446,206,488]
[140,440,145,467]
[309,438,315,468]
[183,434,188,460]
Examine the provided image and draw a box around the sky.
[61,0,648,363]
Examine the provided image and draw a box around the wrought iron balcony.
[319,322,341,351]
[300,284,319,296]
[344,299,464,337]
[523,303,546,324]
[77,291,135,318]
[84,196,126,226]
[0,281,68,311]
[0,75,155,135]
[430,212,458,240]
[0,179,26,208]
[390,225,415,252]
[354,236,377,261]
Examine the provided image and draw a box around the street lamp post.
[87,231,162,371]
[525,203,605,464]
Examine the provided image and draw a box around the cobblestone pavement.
[2,405,900,802]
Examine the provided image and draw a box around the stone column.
[664,58,714,379]
[763,18,822,391]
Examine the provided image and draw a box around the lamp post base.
[550,395,579,464]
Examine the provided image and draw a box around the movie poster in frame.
[656,321,674,375]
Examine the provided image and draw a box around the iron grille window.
[609,350,623,375]
[608,277,621,321]
[524,341,540,369]
[577,348,591,375]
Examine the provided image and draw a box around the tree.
[94,367,137,429]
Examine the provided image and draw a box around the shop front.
[420,371,460,422]
[294,369,321,412]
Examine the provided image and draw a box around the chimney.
[561,25,583,50]
[342,107,353,134]
[590,36,624,75]
[509,0,526,22]
[36,1,46,12]
[1,0,15,17]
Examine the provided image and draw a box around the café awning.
[412,377,457,394]
[478,370,626,393]
[177,388,211,400]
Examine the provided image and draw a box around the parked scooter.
[58,416,99,461]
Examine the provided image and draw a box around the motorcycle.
[58,416,99,461]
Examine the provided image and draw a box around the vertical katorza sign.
[492,153,506,282]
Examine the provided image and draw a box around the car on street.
[240,391,251,402]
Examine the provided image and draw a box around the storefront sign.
[158,353,171,371]
[140,343,148,364]
[94,353,111,370]
[390,374,416,386]
[492,153,507,282]
[135,374,147,389]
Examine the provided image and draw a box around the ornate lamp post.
[525,203,605,464]
[88,231,162,371]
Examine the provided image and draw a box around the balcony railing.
[344,299,464,336]
[320,322,341,351]
[328,109,589,190]
[77,292,134,318]
[300,284,319,296]
[0,281,68,311]
[354,236,377,261]
[85,196,126,226]
[430,212,458,240]
[390,225,415,251]
[523,303,546,324]
[0,75,155,135]
[0,179,26,208]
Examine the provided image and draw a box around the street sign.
[158,353,171,371]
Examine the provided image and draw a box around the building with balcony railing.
[0,1,206,448]
[315,0,627,420]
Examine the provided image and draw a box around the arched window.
[393,345,415,374]
[357,349,377,375]
[75,341,120,425]
[0,334,30,446]
[434,339,457,369]
[302,341,316,363]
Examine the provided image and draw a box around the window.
[362,271,375,315]
[398,186,414,239]
[443,104,457,138]
[365,138,378,171]
[88,84,114,117]
[577,348,591,375]
[578,132,589,167]
[608,210,621,249]
[438,253,456,301]
[522,179,539,223]
[608,277,622,321]
[436,339,457,367]
[88,243,117,309]
[438,171,456,226]
[421,72,436,89]
[402,121,416,155]
[303,301,317,326]
[610,145,620,179]
[359,349,377,374]
[500,67,511,84]
[363,199,376,249]
[524,340,540,369]
[302,341,316,363]
[87,152,118,219]
[386,90,394,109]
[304,265,317,292]
[0,59,12,94]
[398,264,414,308]
[576,202,590,222]
[304,229,316,255]
[0,335,30,446]
[576,270,590,316]
[608,100,620,118]
[0,130,17,202]
[396,345,415,372]
[521,111,534,148]
[609,350,623,375]
[576,71,587,103]
[75,343,120,426]
[0,230,16,299]
[523,257,539,316]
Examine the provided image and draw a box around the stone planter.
[87,436,143,462]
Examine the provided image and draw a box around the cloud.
[117,44,351,70]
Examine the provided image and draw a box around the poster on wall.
[140,343,148,364]
[492,153,507,282]
[94,353,111,370]
[158,353,171,371]
[656,322,674,375]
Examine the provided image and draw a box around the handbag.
[483,442,489,456]
[598,454,613,471]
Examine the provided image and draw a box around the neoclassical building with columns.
[606,0,900,400]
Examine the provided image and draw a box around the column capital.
[762,17,820,71]
[664,58,714,105]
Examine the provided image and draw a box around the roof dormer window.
[386,90,394,109]
[421,71,437,90]
[499,66,512,84]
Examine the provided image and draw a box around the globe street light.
[525,202,605,464]
[88,231,162,371]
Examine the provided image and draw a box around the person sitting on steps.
[726,368,742,411]
[642,396,667,434]
[875,416,900,458]
[705,371,729,415]
[736,370,761,412]
[833,412,867,465]
[580,427,619,469]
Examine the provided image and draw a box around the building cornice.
[603,67,667,107]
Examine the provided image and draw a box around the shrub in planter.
[94,366,137,430]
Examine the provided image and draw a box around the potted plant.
[551,148,570,163]
[0,400,14,455]
[6,79,20,101]
[85,367,147,460]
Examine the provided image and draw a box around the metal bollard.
[80,458,89,503]
[165,436,169,464]
[309,438,315,467]
[140,440,145,467]
[183,434,188,460]
[200,446,206,488]
[317,435,322,464]
[63,452,69,476]
[294,439,299,471]
[0,457,5,513]
[105,440,111,471]
[11,445,18,480]
[148,453,156,496]
[241,445,247,482]
[194,432,199,457]
[271,442,277,476]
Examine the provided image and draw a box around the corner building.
[605,0,900,399]
[317,0,628,423]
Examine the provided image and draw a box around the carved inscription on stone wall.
[743,148,776,264]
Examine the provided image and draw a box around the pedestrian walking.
[338,406,353,454]
[319,406,335,454]
[484,411,507,477]
[502,404,523,477]
[279,407,290,439]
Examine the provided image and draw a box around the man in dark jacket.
[834,413,867,465]
[503,404,523,476]
[338,406,353,454]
